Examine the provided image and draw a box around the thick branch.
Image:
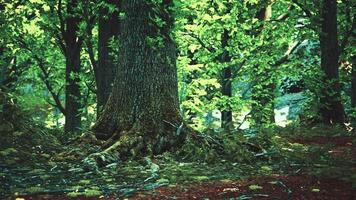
[57,0,66,42]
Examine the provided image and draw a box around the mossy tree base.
[86,120,190,167]
[87,0,189,164]
[106,121,187,158]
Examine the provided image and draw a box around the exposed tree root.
[85,121,192,167]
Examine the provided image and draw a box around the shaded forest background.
[1,0,355,134]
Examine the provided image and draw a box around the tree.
[318,0,345,124]
[91,0,188,158]
[0,2,16,91]
[250,4,276,127]
[220,29,232,130]
[95,0,120,115]
[351,55,356,122]
[61,0,83,133]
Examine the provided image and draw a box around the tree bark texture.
[96,0,120,115]
[92,0,187,159]
[319,0,345,124]
[350,55,356,124]
[220,29,233,130]
[351,56,356,108]
[64,0,82,133]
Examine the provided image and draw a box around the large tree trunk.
[64,0,82,133]
[250,5,275,127]
[96,0,120,115]
[92,0,187,159]
[220,30,233,130]
[318,0,345,125]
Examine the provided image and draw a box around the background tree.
[96,0,120,115]
[318,0,345,124]
[61,0,83,133]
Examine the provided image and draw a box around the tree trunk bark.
[92,0,188,159]
[350,56,356,123]
[64,0,82,133]
[220,30,233,130]
[96,0,120,116]
[319,0,345,125]
[351,56,356,107]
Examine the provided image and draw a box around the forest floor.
[1,126,355,200]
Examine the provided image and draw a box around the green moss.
[249,184,263,190]
[30,168,46,173]
[67,192,81,198]
[67,187,102,197]
[78,180,91,185]
[83,188,102,197]
[0,148,18,156]
[41,153,51,159]
[25,186,45,193]
[191,176,209,181]
[39,175,50,180]
[157,178,170,184]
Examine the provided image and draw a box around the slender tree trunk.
[350,56,356,123]
[220,30,233,130]
[0,49,14,90]
[319,0,345,124]
[352,56,356,108]
[250,5,275,127]
[96,0,120,115]
[92,0,188,159]
[64,0,82,133]
[0,3,14,91]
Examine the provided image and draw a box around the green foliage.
[1,0,354,132]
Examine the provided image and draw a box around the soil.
[130,175,356,200]
[291,136,355,158]
[291,136,353,147]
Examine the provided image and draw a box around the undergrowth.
[1,92,355,198]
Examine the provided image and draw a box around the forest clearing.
[1,0,355,199]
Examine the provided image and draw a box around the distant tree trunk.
[318,0,345,125]
[352,57,356,107]
[220,30,233,130]
[0,3,14,91]
[350,56,356,123]
[250,5,275,127]
[64,0,82,133]
[96,0,120,115]
[0,50,15,90]
[92,0,188,159]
